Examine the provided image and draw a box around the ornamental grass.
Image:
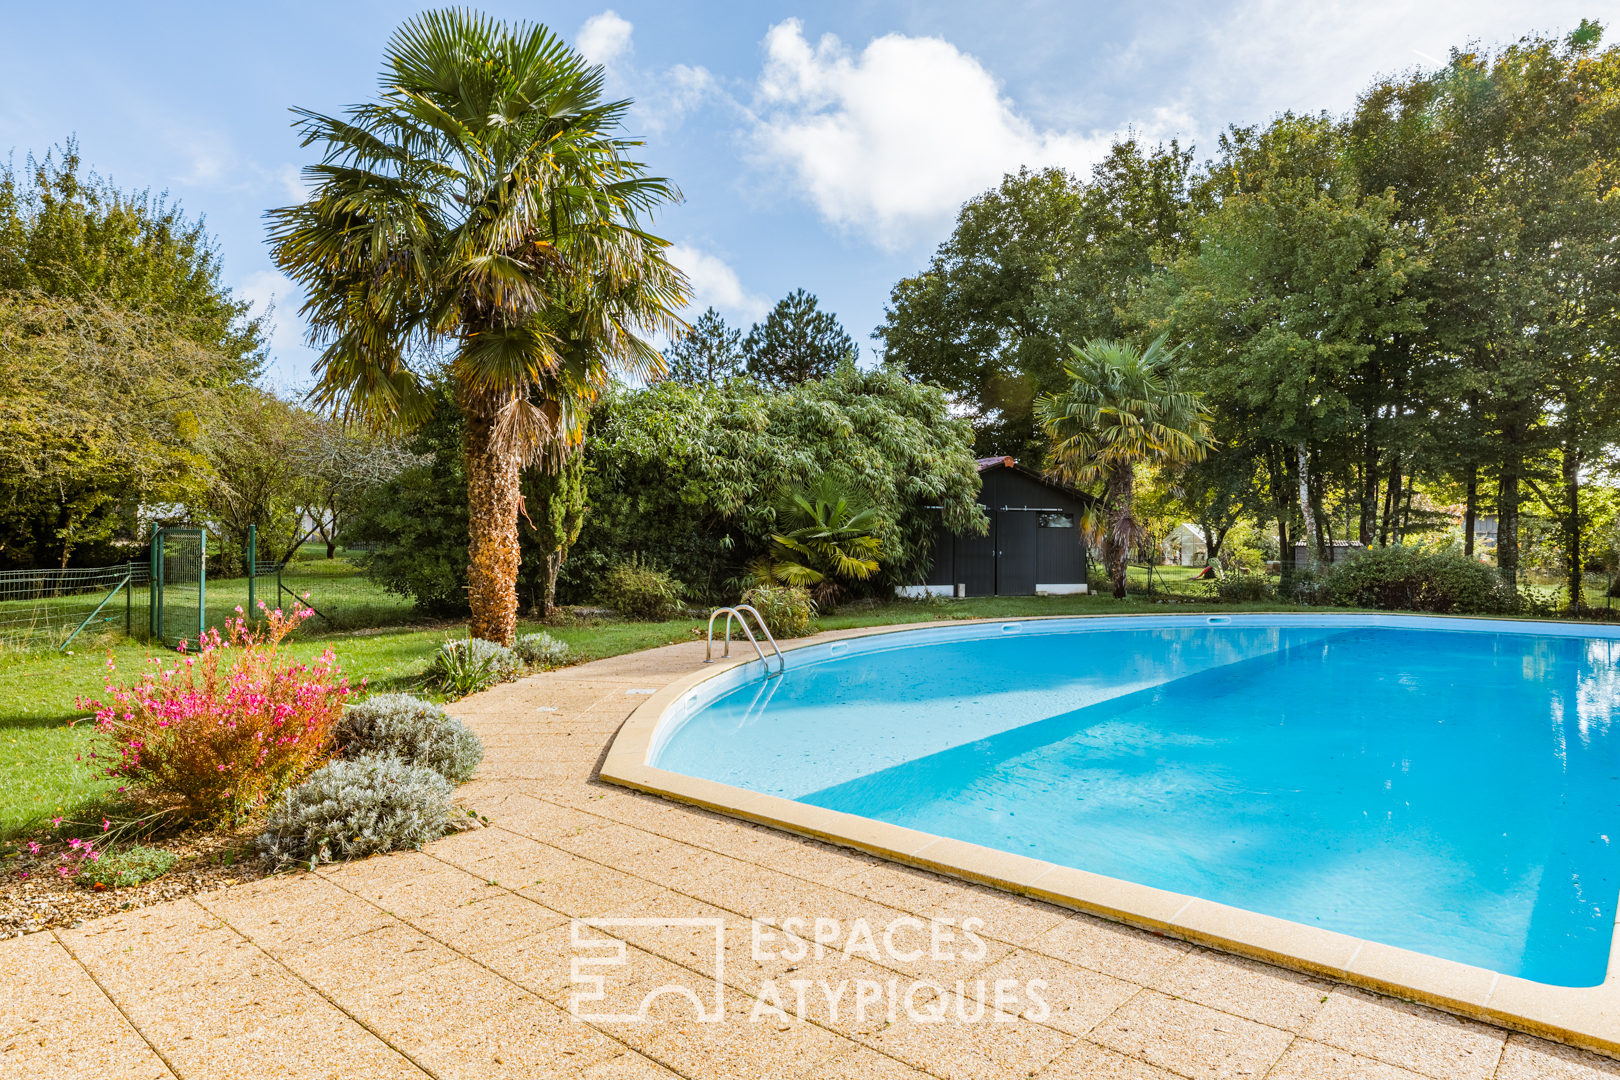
[88,604,353,823]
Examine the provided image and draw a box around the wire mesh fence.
[0,530,419,653]
[0,563,150,650]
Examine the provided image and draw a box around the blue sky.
[0,1,1598,389]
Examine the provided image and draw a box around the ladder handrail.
[704,607,769,670]
[705,607,736,661]
[704,605,785,676]
[732,604,785,676]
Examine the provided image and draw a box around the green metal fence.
[0,563,149,650]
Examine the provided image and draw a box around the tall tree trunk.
[1308,446,1330,563]
[1380,453,1402,546]
[1464,463,1477,559]
[1565,442,1583,614]
[1296,443,1319,571]
[464,397,522,645]
[1498,439,1521,585]
[543,550,564,619]
[1107,465,1135,600]
[1359,433,1379,545]
[1399,476,1414,542]
[1269,444,1293,586]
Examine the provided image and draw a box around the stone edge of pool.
[597,612,1620,1059]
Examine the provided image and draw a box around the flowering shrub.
[88,604,352,823]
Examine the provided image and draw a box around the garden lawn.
[0,592,1305,839]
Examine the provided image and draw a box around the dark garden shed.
[905,457,1093,597]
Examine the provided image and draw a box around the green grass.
[0,551,418,652]
[8,569,1607,842]
[0,586,1297,840]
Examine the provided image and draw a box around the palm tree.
[747,479,883,605]
[1036,336,1213,599]
[268,10,687,644]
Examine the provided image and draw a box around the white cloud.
[275,163,308,203]
[747,20,1113,249]
[578,11,634,68]
[176,141,226,186]
[635,63,718,135]
[238,270,306,359]
[667,243,768,324]
[576,11,717,135]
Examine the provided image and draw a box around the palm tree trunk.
[1107,465,1135,600]
[464,399,522,645]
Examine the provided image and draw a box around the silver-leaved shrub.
[514,631,570,668]
[257,756,453,869]
[336,693,483,784]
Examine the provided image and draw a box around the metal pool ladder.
[705,604,785,676]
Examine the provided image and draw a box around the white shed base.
[895,584,1090,597]
[895,585,956,598]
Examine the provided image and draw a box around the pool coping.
[597,611,1620,1058]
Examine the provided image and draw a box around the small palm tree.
[747,479,883,604]
[1037,336,1213,599]
[268,10,687,644]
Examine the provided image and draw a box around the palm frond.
[269,8,691,439]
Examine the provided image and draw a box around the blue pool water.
[653,616,1620,986]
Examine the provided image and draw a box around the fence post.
[247,525,256,621]
[198,530,207,643]
[150,532,162,640]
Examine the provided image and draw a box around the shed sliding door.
[995,511,1037,595]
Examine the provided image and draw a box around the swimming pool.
[649,615,1620,988]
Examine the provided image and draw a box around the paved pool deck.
[4,635,1618,1079]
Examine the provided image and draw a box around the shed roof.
[973,456,1095,504]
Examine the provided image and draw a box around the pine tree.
[744,289,855,389]
[664,307,744,383]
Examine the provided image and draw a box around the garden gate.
[245,524,330,623]
[150,527,206,647]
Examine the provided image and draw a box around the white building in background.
[1161,523,1208,566]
